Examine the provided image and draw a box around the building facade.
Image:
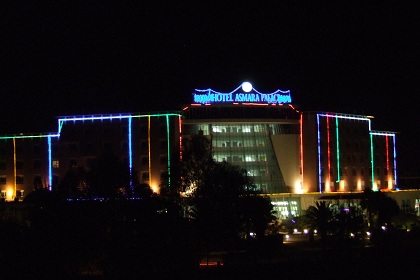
[0,113,181,201]
[1,82,419,218]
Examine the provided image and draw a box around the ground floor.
[269,189,420,219]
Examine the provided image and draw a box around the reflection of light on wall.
[6,187,14,201]
[150,182,159,194]
[295,181,303,194]
[339,180,346,191]
[325,181,331,192]
[388,177,393,190]
[373,182,378,191]
[357,180,362,191]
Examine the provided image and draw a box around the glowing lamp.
[241,82,252,92]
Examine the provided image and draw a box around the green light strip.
[335,117,340,183]
[370,133,375,190]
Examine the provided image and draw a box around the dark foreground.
[74,237,420,280]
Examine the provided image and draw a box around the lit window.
[16,190,24,198]
[53,160,60,168]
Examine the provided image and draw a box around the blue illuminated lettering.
[192,84,292,105]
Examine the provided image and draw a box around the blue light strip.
[393,135,397,187]
[316,114,322,193]
[48,136,52,190]
[194,84,291,96]
[128,117,133,190]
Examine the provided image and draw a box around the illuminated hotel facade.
[1,82,419,218]
[0,113,182,201]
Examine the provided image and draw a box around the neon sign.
[192,82,292,105]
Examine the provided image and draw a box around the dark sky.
[1,1,419,176]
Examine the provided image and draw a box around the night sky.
[1,1,419,177]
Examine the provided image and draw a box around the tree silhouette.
[360,188,400,230]
[305,201,334,248]
[177,133,276,252]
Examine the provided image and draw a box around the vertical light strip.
[128,116,133,190]
[148,116,152,187]
[335,116,340,183]
[370,133,375,190]
[392,134,397,187]
[300,113,304,190]
[13,138,16,199]
[179,115,183,161]
[166,115,171,187]
[386,135,390,186]
[316,114,322,193]
[326,115,331,191]
[48,136,52,190]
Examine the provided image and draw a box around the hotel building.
[1,82,419,218]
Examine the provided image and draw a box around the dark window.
[0,161,5,171]
[87,158,97,169]
[160,156,167,165]
[0,176,6,184]
[141,172,149,180]
[52,176,59,187]
[103,142,112,151]
[141,156,149,165]
[34,176,42,189]
[84,142,94,154]
[69,144,78,155]
[160,140,167,149]
[15,146,23,156]
[69,159,77,168]
[16,175,24,184]
[121,126,128,137]
[33,160,42,170]
[16,161,24,170]
[33,145,41,156]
